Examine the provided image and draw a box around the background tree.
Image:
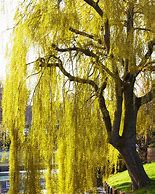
[2,0,155,193]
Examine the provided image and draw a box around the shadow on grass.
[113,182,131,192]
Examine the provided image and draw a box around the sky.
[0,0,21,80]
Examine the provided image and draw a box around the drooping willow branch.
[26,70,42,80]
[47,56,99,92]
[29,62,48,105]
[52,44,116,79]
[46,55,112,137]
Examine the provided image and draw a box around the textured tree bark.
[109,78,150,190]
[116,139,150,189]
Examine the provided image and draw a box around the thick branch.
[57,60,112,138]
[98,82,112,138]
[69,27,103,44]
[145,60,155,65]
[127,4,134,33]
[47,59,99,92]
[69,27,94,39]
[52,44,98,58]
[52,44,117,79]
[113,80,123,136]
[104,19,110,54]
[84,0,103,17]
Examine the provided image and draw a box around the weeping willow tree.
[2,0,155,193]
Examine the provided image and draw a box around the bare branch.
[38,54,113,138]
[29,68,46,105]
[26,70,42,80]
[84,0,103,17]
[26,59,39,65]
[127,4,134,33]
[85,93,96,103]
[144,60,155,66]
[69,27,94,39]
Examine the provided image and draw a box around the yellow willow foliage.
[104,144,119,180]
[56,84,118,194]
[103,0,154,67]
[2,26,29,194]
[23,140,41,194]
[24,68,59,194]
[137,103,154,139]
[2,0,154,193]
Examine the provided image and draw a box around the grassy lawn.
[107,162,155,194]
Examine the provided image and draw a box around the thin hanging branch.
[26,70,42,80]
[40,55,112,137]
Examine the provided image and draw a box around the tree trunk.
[116,77,150,189]
[114,138,150,190]
[98,74,151,190]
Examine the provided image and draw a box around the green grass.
[107,162,155,194]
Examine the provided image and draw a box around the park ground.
[107,162,155,194]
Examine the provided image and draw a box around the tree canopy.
[2,0,155,193]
